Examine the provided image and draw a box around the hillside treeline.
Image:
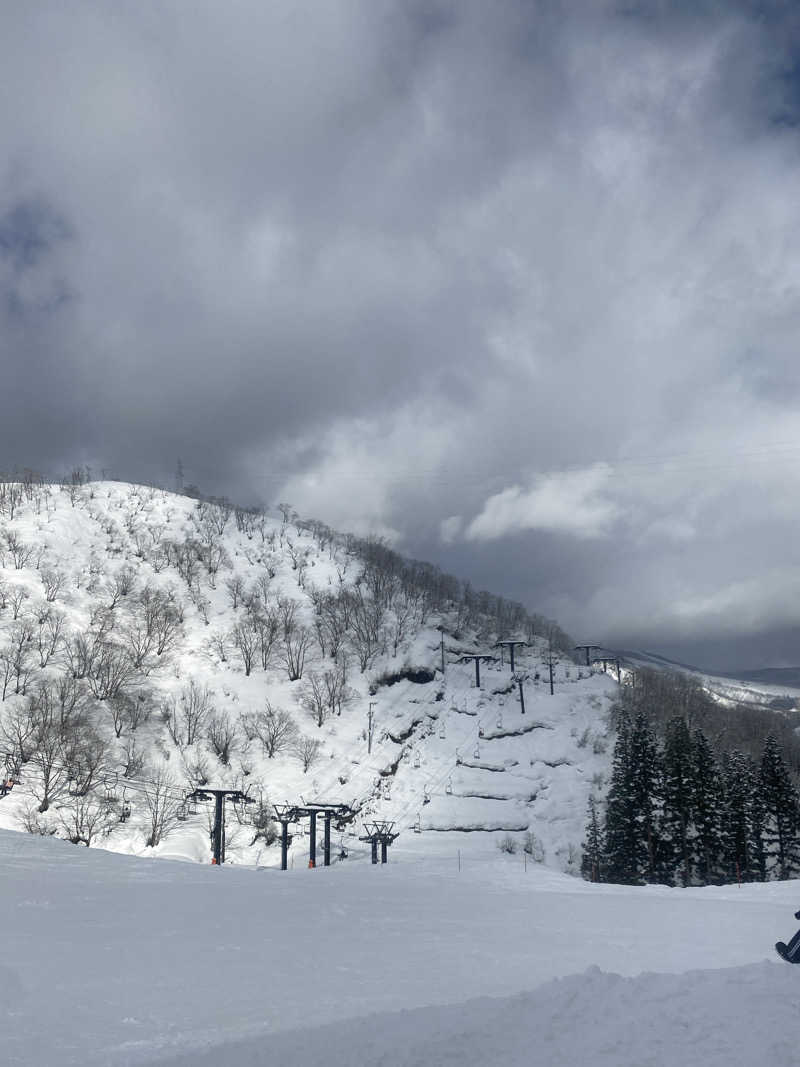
[583,668,800,886]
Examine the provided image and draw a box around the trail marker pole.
[368,702,377,754]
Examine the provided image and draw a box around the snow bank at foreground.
[2,828,799,1066]
[159,963,799,1067]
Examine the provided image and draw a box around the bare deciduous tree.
[301,670,329,728]
[5,530,37,569]
[283,626,312,681]
[207,712,238,766]
[180,680,214,746]
[142,763,183,848]
[41,568,66,603]
[36,609,65,668]
[57,791,117,846]
[120,734,145,779]
[245,702,298,758]
[349,591,385,672]
[323,666,355,717]
[9,586,29,620]
[253,606,280,670]
[86,641,135,700]
[225,575,246,611]
[293,735,322,774]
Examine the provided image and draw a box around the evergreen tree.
[760,734,799,879]
[581,795,605,882]
[660,716,694,886]
[749,772,768,883]
[628,712,662,883]
[690,728,723,885]
[603,713,642,884]
[720,751,763,883]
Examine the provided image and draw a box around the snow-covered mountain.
[0,479,617,872]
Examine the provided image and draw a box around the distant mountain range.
[607,648,800,712]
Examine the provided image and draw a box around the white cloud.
[464,464,620,542]
[439,515,463,543]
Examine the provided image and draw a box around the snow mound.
[155,963,800,1067]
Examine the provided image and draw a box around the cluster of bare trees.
[0,470,52,520]
[240,700,322,773]
[300,666,355,727]
[222,590,312,682]
[2,673,108,814]
[300,524,571,652]
[160,680,216,747]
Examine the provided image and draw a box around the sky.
[3,0,800,672]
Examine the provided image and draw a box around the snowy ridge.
[614,648,800,712]
[0,480,616,872]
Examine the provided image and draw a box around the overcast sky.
[3,1,800,671]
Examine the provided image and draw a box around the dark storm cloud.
[3,1,800,667]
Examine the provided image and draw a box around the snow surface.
[2,827,799,1066]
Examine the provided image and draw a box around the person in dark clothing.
[775,911,800,963]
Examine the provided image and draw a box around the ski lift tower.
[360,820,400,864]
[495,639,527,673]
[273,803,300,871]
[296,802,356,866]
[188,787,254,865]
[463,654,486,689]
[574,645,598,667]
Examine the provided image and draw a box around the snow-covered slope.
[1,827,797,1067]
[0,480,616,872]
